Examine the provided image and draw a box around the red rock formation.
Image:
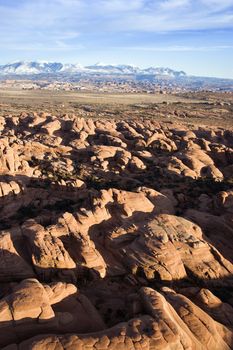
[0,114,232,349]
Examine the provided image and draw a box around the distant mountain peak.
[0,61,187,78]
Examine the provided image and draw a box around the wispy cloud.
[159,0,190,10]
[1,0,233,35]
[119,45,233,52]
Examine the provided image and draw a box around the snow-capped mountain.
[0,62,64,75]
[144,67,186,78]
[85,63,144,75]
[0,61,187,78]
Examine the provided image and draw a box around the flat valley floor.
[1,88,233,127]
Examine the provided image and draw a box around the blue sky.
[0,0,233,78]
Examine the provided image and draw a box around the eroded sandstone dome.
[0,113,232,349]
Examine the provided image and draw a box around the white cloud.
[99,0,144,12]
[159,0,190,10]
[120,45,233,52]
[200,0,233,9]
[1,0,233,34]
[0,0,233,55]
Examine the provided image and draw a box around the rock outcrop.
[0,113,232,349]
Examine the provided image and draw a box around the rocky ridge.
[0,112,233,349]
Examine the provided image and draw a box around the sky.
[0,0,233,78]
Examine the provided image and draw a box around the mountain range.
[0,61,186,78]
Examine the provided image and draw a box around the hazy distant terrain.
[0,88,233,127]
[0,61,233,91]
